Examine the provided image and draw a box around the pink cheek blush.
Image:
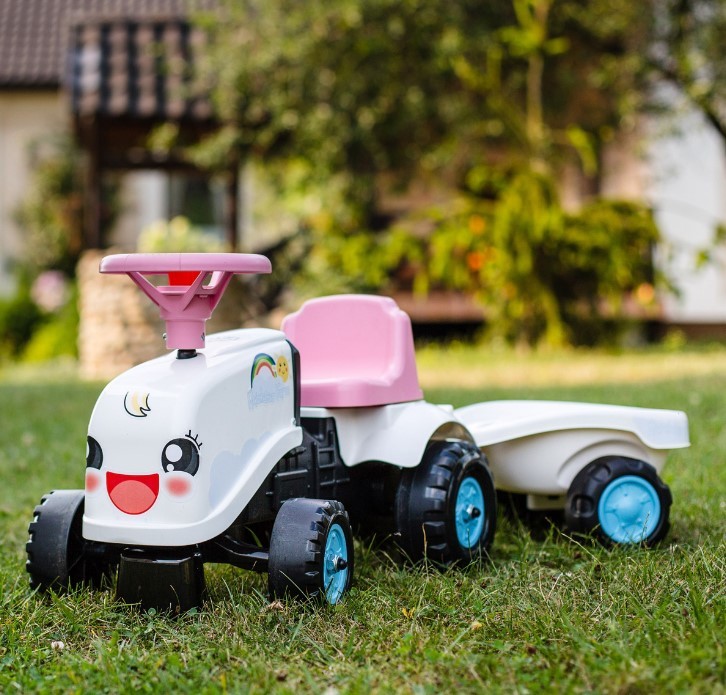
[165,477,192,497]
[85,470,100,493]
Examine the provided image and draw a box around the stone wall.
[77,250,259,380]
[78,251,165,380]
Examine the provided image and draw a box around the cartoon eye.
[161,437,200,476]
[86,436,103,470]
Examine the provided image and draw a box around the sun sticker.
[276,355,290,382]
[248,352,290,409]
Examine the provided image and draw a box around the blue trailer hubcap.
[323,523,349,604]
[455,477,485,548]
[598,475,661,543]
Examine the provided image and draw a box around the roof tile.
[0,0,216,87]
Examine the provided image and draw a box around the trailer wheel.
[565,457,671,546]
[395,440,496,565]
[268,498,353,605]
[26,490,112,591]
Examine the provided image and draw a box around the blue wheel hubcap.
[598,475,661,543]
[323,522,349,604]
[455,477,485,548]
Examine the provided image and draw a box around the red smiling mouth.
[107,472,159,515]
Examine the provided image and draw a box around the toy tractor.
[27,253,688,612]
[26,253,497,611]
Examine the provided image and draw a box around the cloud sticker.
[208,433,271,508]
[247,370,290,409]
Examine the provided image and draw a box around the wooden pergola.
[68,15,238,249]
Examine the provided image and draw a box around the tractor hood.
[83,329,302,546]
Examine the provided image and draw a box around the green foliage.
[195,0,653,187]
[13,134,120,276]
[21,286,80,363]
[194,0,505,224]
[188,0,726,348]
[468,170,568,345]
[13,136,84,276]
[0,275,79,364]
[556,199,660,343]
[136,216,229,253]
[648,0,726,140]
[307,169,660,346]
[429,172,659,346]
[0,287,44,359]
[191,1,671,347]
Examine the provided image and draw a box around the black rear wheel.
[268,498,353,604]
[395,440,496,565]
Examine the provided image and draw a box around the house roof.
[0,0,215,88]
[70,17,214,120]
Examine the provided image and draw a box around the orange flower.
[467,250,487,271]
[635,282,655,305]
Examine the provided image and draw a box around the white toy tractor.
[26,253,496,611]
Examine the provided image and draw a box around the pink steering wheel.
[100,253,272,350]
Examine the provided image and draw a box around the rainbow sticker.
[250,353,277,386]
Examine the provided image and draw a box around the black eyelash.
[185,431,202,448]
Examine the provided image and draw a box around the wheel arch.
[556,435,666,493]
[318,401,475,469]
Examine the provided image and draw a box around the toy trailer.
[456,400,689,544]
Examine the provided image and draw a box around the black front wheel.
[26,490,112,591]
[268,498,353,604]
[395,440,497,565]
[565,456,672,546]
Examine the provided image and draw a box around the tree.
[195,0,660,197]
[13,136,85,276]
[194,0,502,228]
[647,0,726,142]
[190,1,688,345]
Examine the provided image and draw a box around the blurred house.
[0,0,229,295]
[648,105,726,335]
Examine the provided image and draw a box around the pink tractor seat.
[281,295,424,408]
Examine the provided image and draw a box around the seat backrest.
[282,294,423,404]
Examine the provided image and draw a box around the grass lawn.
[0,347,723,693]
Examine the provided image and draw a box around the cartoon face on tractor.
[82,333,302,547]
[86,411,204,519]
